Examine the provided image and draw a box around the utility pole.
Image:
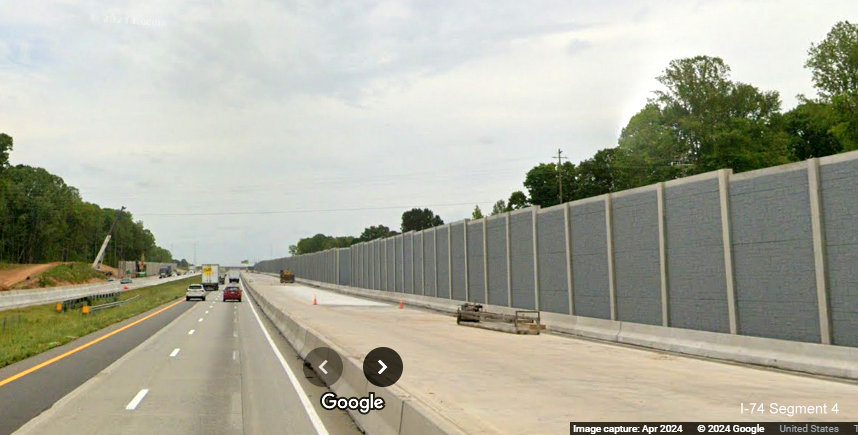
[554,148,568,204]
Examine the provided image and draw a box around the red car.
[223,286,242,302]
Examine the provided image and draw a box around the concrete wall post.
[532,206,540,311]
[421,231,426,296]
[564,203,574,315]
[410,232,415,293]
[605,194,617,321]
[447,225,453,299]
[657,182,669,326]
[463,220,470,301]
[807,158,833,344]
[483,218,489,304]
[718,169,739,335]
[506,212,512,307]
[433,228,438,297]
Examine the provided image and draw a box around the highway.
[1,285,360,435]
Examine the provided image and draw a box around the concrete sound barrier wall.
[255,151,858,350]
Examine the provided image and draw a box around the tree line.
[288,208,444,255]
[0,134,174,265]
[490,21,858,211]
[290,21,858,256]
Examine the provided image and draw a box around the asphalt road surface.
[0,285,360,435]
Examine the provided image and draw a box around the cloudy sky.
[1,0,855,265]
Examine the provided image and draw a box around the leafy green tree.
[507,191,529,210]
[0,133,11,172]
[654,55,788,173]
[616,103,687,184]
[0,164,171,265]
[573,148,632,199]
[827,93,858,151]
[292,234,356,254]
[781,100,843,159]
[401,208,443,232]
[523,162,577,207]
[806,21,858,100]
[490,200,507,215]
[357,224,396,242]
[471,205,484,219]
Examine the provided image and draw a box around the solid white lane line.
[246,292,328,435]
[170,348,180,357]
[125,389,149,410]
[188,329,195,335]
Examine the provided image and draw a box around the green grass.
[37,262,104,287]
[0,275,200,369]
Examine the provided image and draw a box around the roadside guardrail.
[0,273,198,312]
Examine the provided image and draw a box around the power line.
[135,201,497,217]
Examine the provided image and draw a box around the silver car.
[186,284,206,301]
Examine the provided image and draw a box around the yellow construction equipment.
[280,269,295,284]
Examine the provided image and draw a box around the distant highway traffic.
[0,284,359,435]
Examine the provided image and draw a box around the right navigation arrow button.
[363,347,403,387]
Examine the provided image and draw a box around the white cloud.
[1,0,856,264]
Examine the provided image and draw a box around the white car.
[186,284,206,301]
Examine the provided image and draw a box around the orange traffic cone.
[398,300,403,309]
[313,296,317,305]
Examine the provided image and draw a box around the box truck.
[201,264,220,291]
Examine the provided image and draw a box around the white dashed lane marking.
[125,389,149,411]
[169,348,180,357]
[188,329,195,335]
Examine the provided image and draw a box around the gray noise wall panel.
[414,234,424,295]
[339,250,351,286]
[486,218,508,306]
[731,169,820,343]
[537,209,569,314]
[403,233,413,294]
[363,242,375,289]
[373,241,380,289]
[387,238,395,291]
[509,212,536,310]
[352,245,363,287]
[423,232,436,296]
[820,159,858,346]
[467,222,486,303]
[571,201,610,319]
[450,223,467,301]
[327,251,332,282]
[436,227,451,299]
[395,236,404,292]
[665,179,729,333]
[613,191,662,325]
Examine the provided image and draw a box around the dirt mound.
[98,264,120,277]
[0,262,68,289]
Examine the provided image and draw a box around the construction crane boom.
[91,206,125,271]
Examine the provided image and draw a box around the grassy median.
[0,275,200,369]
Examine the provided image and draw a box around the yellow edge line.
[0,298,184,388]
